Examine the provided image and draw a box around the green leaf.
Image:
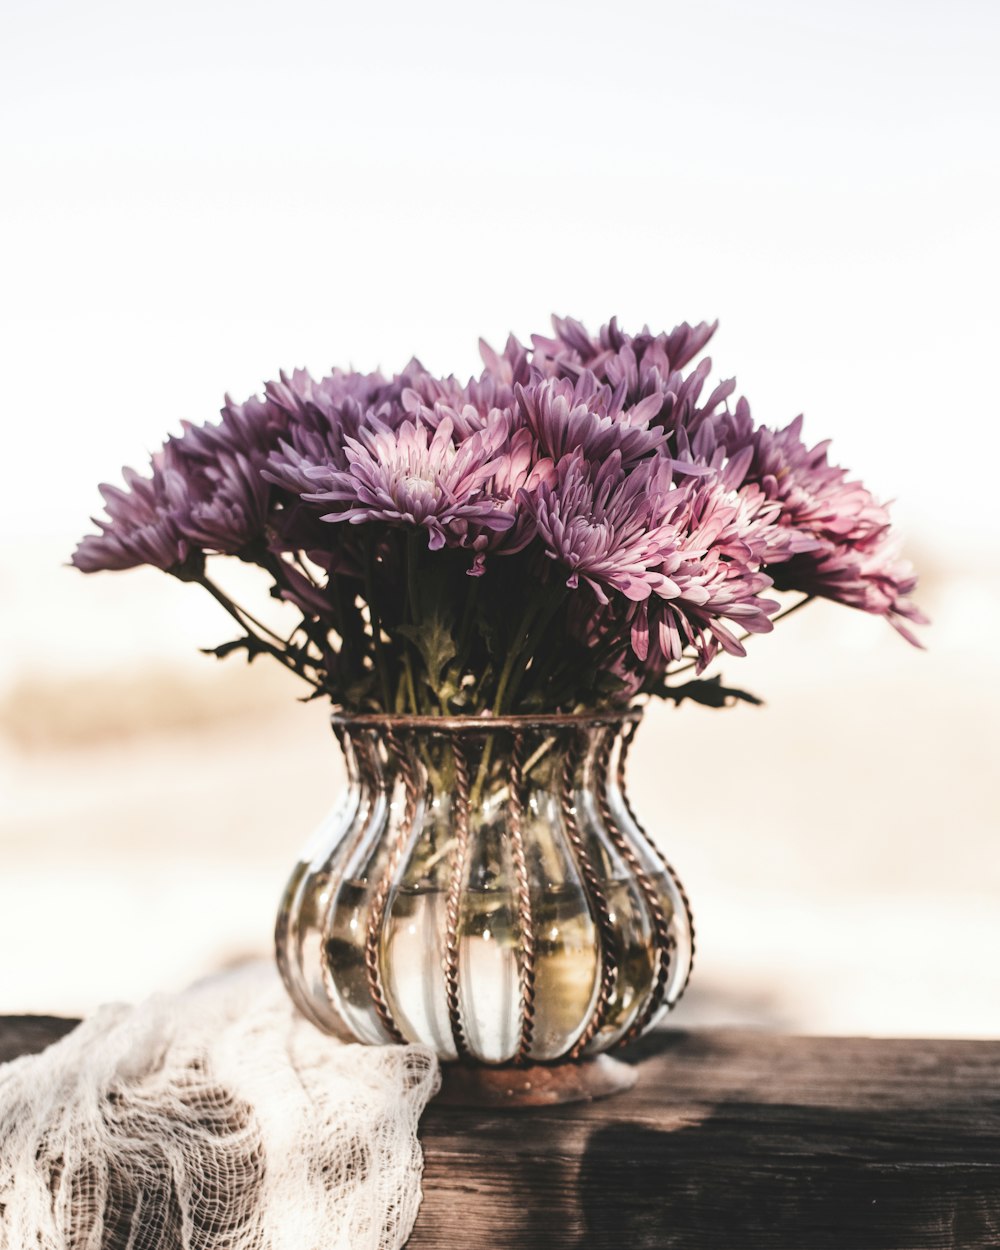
[398,607,458,693]
[342,670,378,710]
[200,635,271,665]
[657,674,763,709]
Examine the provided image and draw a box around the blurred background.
[2,0,998,1035]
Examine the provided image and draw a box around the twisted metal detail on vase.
[275,712,695,1095]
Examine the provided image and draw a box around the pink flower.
[746,415,926,640]
[515,374,666,467]
[71,460,191,574]
[525,452,683,604]
[302,414,516,551]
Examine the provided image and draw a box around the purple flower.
[738,414,926,640]
[164,392,289,555]
[262,362,535,572]
[749,416,889,545]
[159,440,271,555]
[400,362,521,441]
[507,314,745,473]
[632,550,778,673]
[631,477,782,671]
[178,392,288,461]
[525,452,683,603]
[532,314,712,372]
[263,366,408,496]
[460,426,555,572]
[477,333,534,389]
[73,313,925,715]
[531,315,719,395]
[770,537,927,645]
[73,393,287,573]
[514,374,666,467]
[302,414,516,551]
[652,358,741,454]
[71,458,191,574]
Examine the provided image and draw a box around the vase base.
[435,1055,637,1108]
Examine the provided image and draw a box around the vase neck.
[332,715,641,798]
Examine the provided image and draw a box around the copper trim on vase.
[317,723,377,1040]
[442,734,472,1058]
[330,711,641,733]
[615,718,696,1041]
[590,723,674,1044]
[362,726,418,1044]
[559,729,619,1059]
[507,730,536,1064]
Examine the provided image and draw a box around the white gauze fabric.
[0,963,440,1250]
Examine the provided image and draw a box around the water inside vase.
[318,872,670,1062]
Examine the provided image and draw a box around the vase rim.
[329,708,642,732]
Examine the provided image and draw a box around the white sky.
[2,0,998,557]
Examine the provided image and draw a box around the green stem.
[403,649,420,714]
[208,564,286,643]
[332,576,366,673]
[262,551,334,664]
[470,585,564,805]
[404,530,424,714]
[363,535,394,711]
[198,576,323,692]
[454,575,481,674]
[406,530,422,624]
[498,586,568,716]
[488,584,547,716]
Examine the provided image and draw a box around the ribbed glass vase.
[275,713,694,1068]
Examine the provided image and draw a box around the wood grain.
[3,1019,998,1249]
[0,1014,78,1063]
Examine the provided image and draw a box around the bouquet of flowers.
[72,316,924,715]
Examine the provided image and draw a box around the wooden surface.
[4,1020,999,1249]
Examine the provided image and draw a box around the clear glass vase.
[275,713,694,1068]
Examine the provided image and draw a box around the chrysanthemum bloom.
[633,552,778,673]
[177,390,353,623]
[530,316,750,478]
[738,413,927,638]
[627,475,781,672]
[159,441,272,555]
[159,388,294,556]
[263,365,419,497]
[455,424,556,573]
[770,536,926,645]
[531,315,719,391]
[73,391,288,573]
[399,359,522,442]
[302,414,516,551]
[525,451,684,603]
[263,365,430,572]
[750,415,889,545]
[72,313,925,719]
[667,430,821,566]
[398,393,506,444]
[477,332,534,390]
[514,374,666,467]
[178,392,288,462]
[661,393,925,642]
[268,362,429,434]
[71,458,192,575]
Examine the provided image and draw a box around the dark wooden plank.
[410,1031,1000,1250]
[3,1020,999,1248]
[0,1014,78,1063]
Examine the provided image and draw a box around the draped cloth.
[0,964,440,1250]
